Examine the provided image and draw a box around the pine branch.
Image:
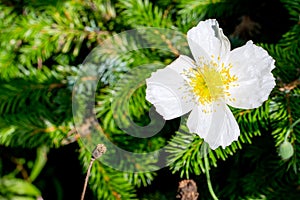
[118,0,173,28]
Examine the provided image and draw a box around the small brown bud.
[176,179,199,200]
[92,144,107,159]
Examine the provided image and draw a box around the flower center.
[186,58,238,105]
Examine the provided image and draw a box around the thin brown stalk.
[80,144,107,200]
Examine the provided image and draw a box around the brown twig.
[80,158,95,200]
[279,79,300,92]
[80,144,107,200]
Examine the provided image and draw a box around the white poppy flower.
[145,19,276,150]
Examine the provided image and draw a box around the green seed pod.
[279,141,294,160]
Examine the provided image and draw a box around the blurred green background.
[0,0,299,199]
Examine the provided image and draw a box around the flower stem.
[80,158,95,200]
[81,144,107,200]
[203,144,218,200]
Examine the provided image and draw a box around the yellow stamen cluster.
[186,57,238,105]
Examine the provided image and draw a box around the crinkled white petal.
[168,55,196,80]
[187,19,231,63]
[146,56,195,120]
[225,41,276,109]
[187,104,213,140]
[187,102,240,150]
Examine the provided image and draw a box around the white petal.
[168,55,196,77]
[187,102,240,150]
[225,41,276,109]
[146,56,195,120]
[187,104,213,139]
[187,19,230,63]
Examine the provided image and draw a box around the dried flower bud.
[92,144,107,159]
[176,179,199,200]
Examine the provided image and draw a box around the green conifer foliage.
[0,0,299,199]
